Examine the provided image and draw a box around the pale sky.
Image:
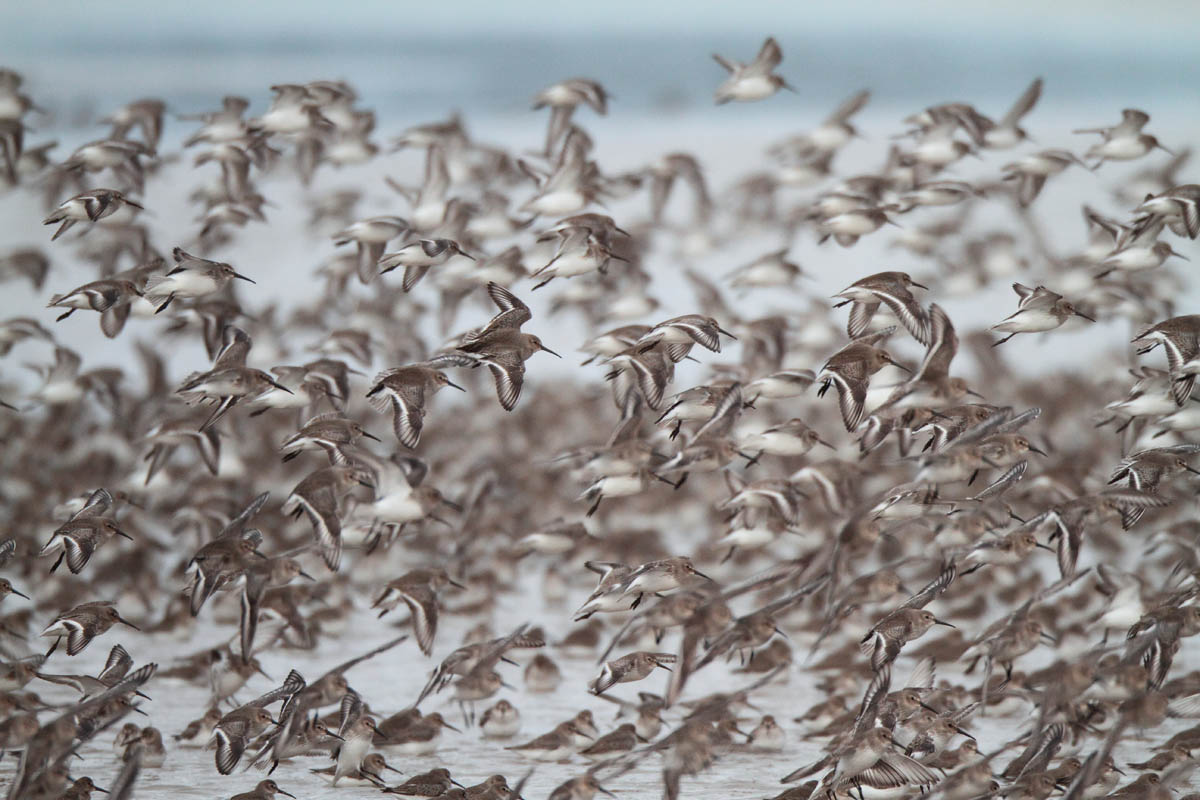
[5,0,1198,44]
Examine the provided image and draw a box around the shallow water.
[9,567,1200,799]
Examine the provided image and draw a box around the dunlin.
[365,357,469,448]
[311,752,401,786]
[36,642,138,696]
[144,247,255,313]
[1132,183,1200,239]
[229,780,296,800]
[333,215,410,284]
[279,412,380,463]
[122,726,166,767]
[506,720,588,762]
[42,189,143,241]
[712,37,794,104]
[47,274,144,337]
[531,224,627,290]
[981,77,1043,149]
[381,767,461,796]
[635,314,737,362]
[455,282,561,410]
[738,418,833,462]
[41,601,140,657]
[533,77,608,154]
[590,651,676,695]
[371,568,463,655]
[210,670,304,774]
[379,238,474,291]
[548,772,616,800]
[174,707,222,746]
[479,698,522,739]
[142,418,221,483]
[833,271,930,344]
[747,715,785,752]
[817,329,909,431]
[525,652,563,693]
[991,283,1095,345]
[283,464,373,570]
[238,555,311,661]
[378,711,459,755]
[329,705,382,786]
[1077,108,1172,166]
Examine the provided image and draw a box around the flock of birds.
[3,33,1200,800]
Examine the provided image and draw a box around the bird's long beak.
[965,388,986,399]
[448,577,467,589]
[232,272,256,283]
[117,615,141,631]
[362,430,381,442]
[692,569,713,582]
[817,437,837,450]
[933,619,955,628]
[327,731,345,741]
[1169,247,1190,262]
[278,790,297,799]
[1183,464,1200,476]
[267,378,294,394]
[461,251,477,261]
[93,785,110,794]
[441,719,462,733]
[597,786,617,798]
[125,199,145,210]
[541,344,562,358]
[1029,445,1047,456]
[1073,309,1096,322]
[11,587,30,599]
[115,528,135,541]
[299,570,316,581]
[1035,542,1055,552]
[910,280,929,290]
[446,379,466,391]
[255,663,274,680]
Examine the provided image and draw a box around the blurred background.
[5,1,1199,125]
